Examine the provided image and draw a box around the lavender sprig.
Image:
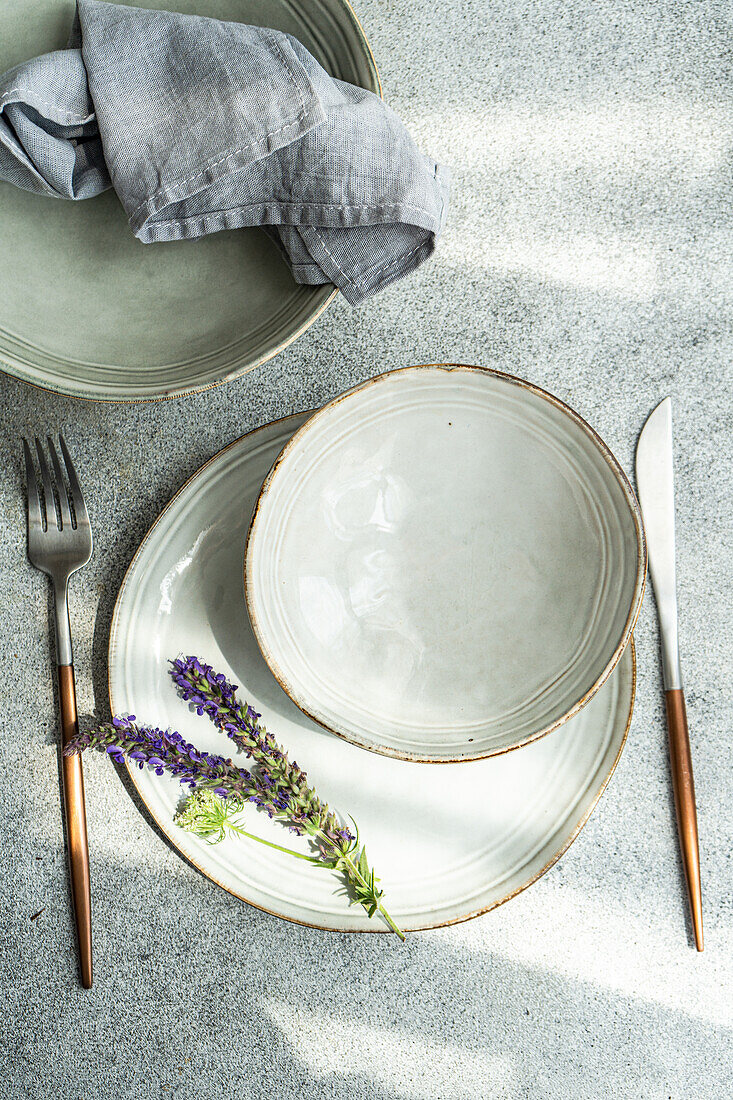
[64,722,343,864]
[64,716,291,817]
[169,656,403,938]
[169,656,349,846]
[65,660,404,938]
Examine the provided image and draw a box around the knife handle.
[59,664,93,988]
[664,688,703,951]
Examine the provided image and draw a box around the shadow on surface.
[6,840,730,1100]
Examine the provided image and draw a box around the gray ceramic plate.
[109,414,636,932]
[0,0,379,400]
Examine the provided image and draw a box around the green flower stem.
[175,789,404,938]
[175,789,315,861]
[315,828,405,940]
[218,824,319,862]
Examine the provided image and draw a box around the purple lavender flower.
[170,656,353,848]
[170,658,403,937]
[67,657,404,938]
[64,717,284,819]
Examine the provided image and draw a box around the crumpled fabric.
[0,0,449,303]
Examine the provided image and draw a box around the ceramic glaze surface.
[246,367,644,759]
[0,0,379,400]
[109,415,635,931]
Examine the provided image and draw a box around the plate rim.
[0,288,337,403]
[244,362,647,762]
[0,0,380,403]
[108,412,637,933]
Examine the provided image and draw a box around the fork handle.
[58,664,93,988]
[665,688,703,952]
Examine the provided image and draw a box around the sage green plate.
[0,1,379,400]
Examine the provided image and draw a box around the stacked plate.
[110,364,646,932]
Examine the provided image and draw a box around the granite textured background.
[2,1,732,1097]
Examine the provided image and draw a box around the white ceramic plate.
[246,366,645,761]
[109,414,635,932]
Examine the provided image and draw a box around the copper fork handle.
[665,688,703,952]
[58,664,93,987]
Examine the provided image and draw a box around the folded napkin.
[0,1,449,304]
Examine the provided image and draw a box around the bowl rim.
[245,362,647,762]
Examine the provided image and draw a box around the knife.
[636,397,703,951]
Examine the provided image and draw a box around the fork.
[23,436,94,989]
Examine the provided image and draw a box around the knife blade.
[636,398,703,951]
[636,398,681,689]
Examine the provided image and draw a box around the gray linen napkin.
[0,0,449,304]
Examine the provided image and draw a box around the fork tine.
[23,439,44,530]
[47,437,73,529]
[35,437,59,530]
[58,435,90,528]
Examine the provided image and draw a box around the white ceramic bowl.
[246,365,645,760]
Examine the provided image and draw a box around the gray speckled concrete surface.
[2,1,733,1097]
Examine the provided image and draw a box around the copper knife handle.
[58,664,93,987]
[664,688,703,951]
